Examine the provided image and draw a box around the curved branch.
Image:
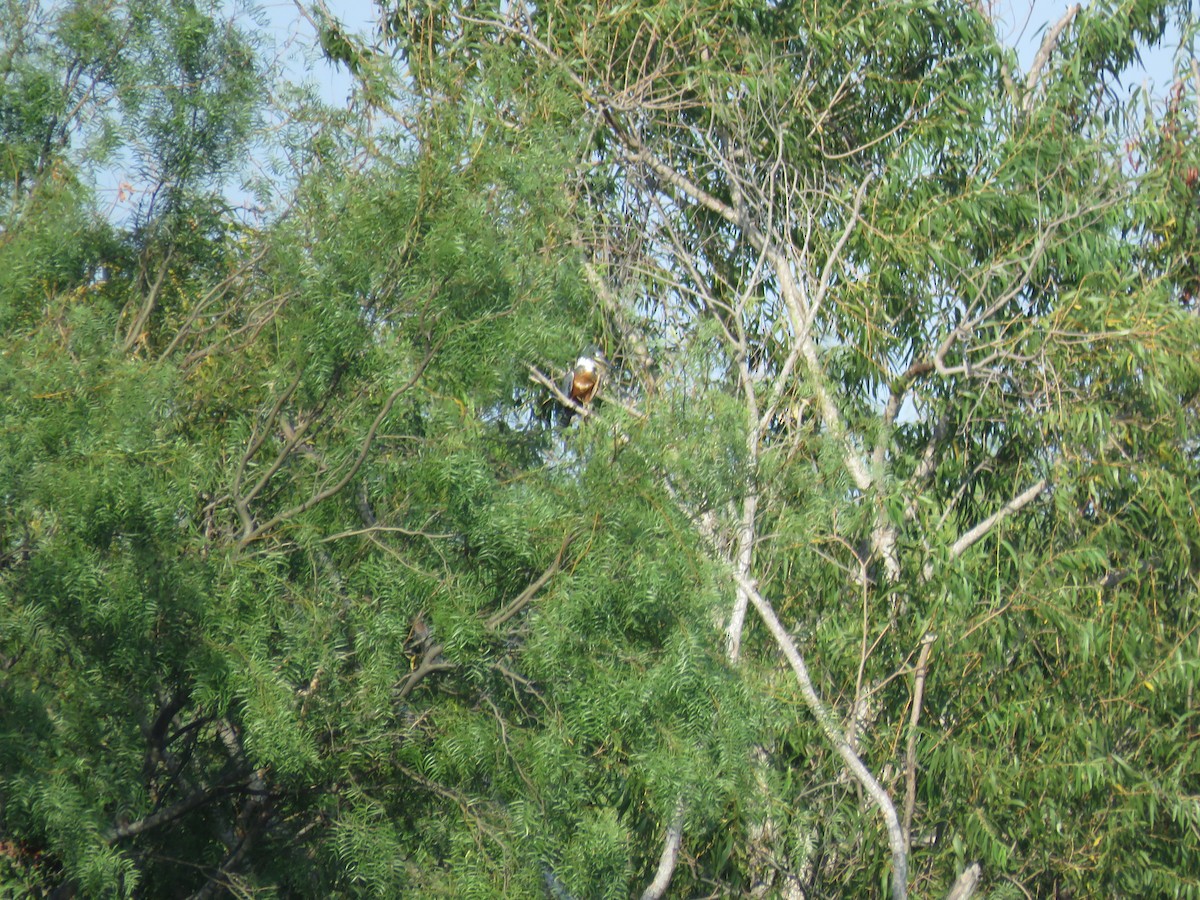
[485,533,573,630]
[396,643,456,702]
[733,572,908,900]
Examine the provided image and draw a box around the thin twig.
[238,341,442,548]
[231,370,304,541]
[159,246,271,359]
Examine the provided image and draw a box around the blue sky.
[253,0,1187,107]
[93,0,1188,221]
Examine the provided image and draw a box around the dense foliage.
[2,0,1198,897]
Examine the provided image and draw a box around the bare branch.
[1192,59,1200,128]
[528,364,596,421]
[231,369,304,540]
[933,225,1055,379]
[104,784,226,843]
[122,245,176,353]
[529,364,645,421]
[725,492,757,663]
[396,643,457,702]
[946,863,982,900]
[318,523,456,543]
[808,172,874,329]
[578,255,657,396]
[1023,4,1081,113]
[158,245,272,360]
[241,414,317,513]
[797,335,874,492]
[639,797,687,900]
[732,572,908,900]
[485,533,573,630]
[238,342,441,548]
[903,633,937,849]
[180,291,293,374]
[948,478,1047,562]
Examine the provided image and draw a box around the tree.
[2,0,1197,897]
[376,0,1200,895]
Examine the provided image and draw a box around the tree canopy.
[2,0,1198,897]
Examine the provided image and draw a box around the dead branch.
[623,120,873,491]
[920,477,1047,580]
[807,172,874,329]
[318,523,456,543]
[180,291,293,375]
[578,253,657,396]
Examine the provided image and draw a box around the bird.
[560,344,607,423]
[403,612,431,657]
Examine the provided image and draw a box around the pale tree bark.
[583,55,909,899]
[639,798,687,900]
[472,11,1071,895]
[733,572,909,900]
[1023,5,1081,113]
[946,863,982,900]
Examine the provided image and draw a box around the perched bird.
[560,344,607,423]
[403,612,431,656]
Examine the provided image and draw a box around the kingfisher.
[559,344,607,423]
